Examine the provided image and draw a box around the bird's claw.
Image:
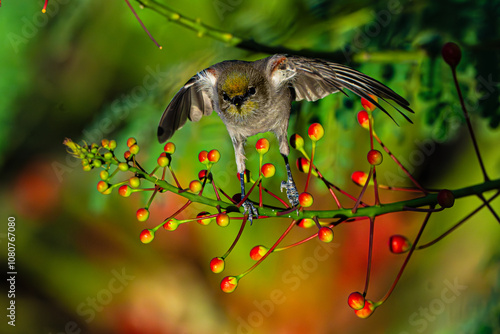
[281,179,300,208]
[242,200,259,223]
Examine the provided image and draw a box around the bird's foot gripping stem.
[242,199,259,224]
[281,178,299,208]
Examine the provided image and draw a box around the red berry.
[389,235,411,254]
[351,171,368,186]
[163,219,179,231]
[189,180,202,193]
[216,213,230,227]
[255,138,270,155]
[198,170,212,183]
[139,229,154,244]
[442,42,462,68]
[354,299,375,319]
[208,149,220,163]
[198,150,209,164]
[348,292,365,310]
[124,151,131,160]
[136,208,149,222]
[261,163,276,178]
[249,245,268,261]
[318,226,334,243]
[297,218,315,228]
[118,185,132,197]
[437,189,455,208]
[164,142,176,154]
[198,170,207,180]
[97,180,109,193]
[210,257,225,273]
[296,157,311,173]
[308,123,324,141]
[220,276,238,293]
[127,137,137,148]
[367,149,383,166]
[299,192,314,207]
[290,134,304,149]
[357,110,370,130]
[361,95,379,112]
[196,211,212,225]
[129,144,140,155]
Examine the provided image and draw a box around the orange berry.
[318,226,333,243]
[189,180,202,193]
[216,213,230,227]
[290,134,304,149]
[198,150,209,164]
[299,192,314,207]
[297,218,315,228]
[261,163,276,178]
[351,171,368,186]
[357,110,370,130]
[255,138,270,155]
[139,229,154,244]
[249,245,268,261]
[308,123,324,141]
[163,219,179,231]
[220,276,238,293]
[208,149,221,163]
[354,300,375,319]
[361,95,379,112]
[348,292,365,310]
[97,181,109,193]
[196,211,212,225]
[210,257,225,273]
[118,185,132,197]
[126,137,137,148]
[136,208,149,222]
[163,142,176,154]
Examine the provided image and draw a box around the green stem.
[135,0,352,62]
[128,161,500,220]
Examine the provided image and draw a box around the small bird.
[158,55,413,221]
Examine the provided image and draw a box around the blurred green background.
[1,0,500,333]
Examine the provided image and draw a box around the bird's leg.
[239,171,258,223]
[231,134,258,222]
[280,154,299,208]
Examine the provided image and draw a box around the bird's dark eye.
[223,92,230,101]
[248,87,256,95]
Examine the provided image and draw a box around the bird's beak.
[231,95,244,106]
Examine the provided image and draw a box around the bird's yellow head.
[222,72,249,99]
[219,70,261,117]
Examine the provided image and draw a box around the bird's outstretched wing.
[268,55,414,123]
[157,69,216,143]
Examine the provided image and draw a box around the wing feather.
[157,72,216,143]
[279,55,413,123]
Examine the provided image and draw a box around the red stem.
[451,68,489,181]
[124,0,162,49]
[363,217,375,296]
[377,210,433,306]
